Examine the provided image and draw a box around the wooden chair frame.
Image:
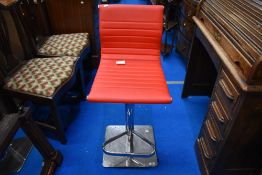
[0,1,90,144]
[0,107,63,174]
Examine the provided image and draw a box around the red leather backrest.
[99,5,163,60]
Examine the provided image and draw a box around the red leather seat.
[88,5,172,104]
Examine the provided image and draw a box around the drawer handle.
[219,79,234,101]
[183,22,187,27]
[199,138,213,159]
[205,119,220,142]
[211,101,225,123]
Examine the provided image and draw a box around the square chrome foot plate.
[103,125,158,168]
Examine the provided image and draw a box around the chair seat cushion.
[88,54,172,104]
[88,5,171,104]
[38,33,89,57]
[4,56,78,97]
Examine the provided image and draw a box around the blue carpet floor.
[14,0,210,175]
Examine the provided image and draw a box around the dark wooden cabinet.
[176,30,191,59]
[176,0,199,62]
[196,66,262,175]
[182,0,262,174]
[45,0,94,34]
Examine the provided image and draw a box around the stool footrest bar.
[103,129,155,158]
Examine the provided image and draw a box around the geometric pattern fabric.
[38,33,89,57]
[4,56,78,97]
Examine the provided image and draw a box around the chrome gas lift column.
[102,104,157,167]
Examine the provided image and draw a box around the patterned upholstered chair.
[2,57,83,144]
[37,33,90,57]
[19,0,91,59]
[0,3,85,144]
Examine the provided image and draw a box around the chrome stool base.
[103,125,158,168]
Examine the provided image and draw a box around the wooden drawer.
[179,14,194,40]
[200,128,216,158]
[216,69,240,114]
[197,130,215,174]
[179,0,197,21]
[204,113,222,152]
[210,93,230,135]
[196,138,211,175]
[176,31,191,60]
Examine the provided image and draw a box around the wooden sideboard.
[176,0,199,62]
[182,0,262,174]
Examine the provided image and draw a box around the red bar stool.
[87,4,172,168]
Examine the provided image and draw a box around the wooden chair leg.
[50,102,67,144]
[20,108,63,174]
[78,63,86,99]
